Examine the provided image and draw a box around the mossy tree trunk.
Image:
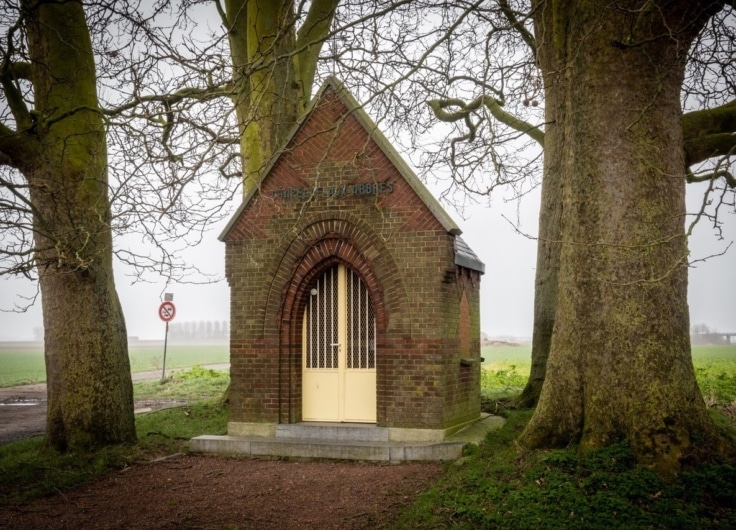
[514,51,563,409]
[4,1,136,451]
[223,0,340,192]
[519,0,724,475]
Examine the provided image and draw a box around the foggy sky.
[1,4,733,343]
[1,180,733,342]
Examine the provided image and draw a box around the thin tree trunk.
[225,0,303,192]
[520,0,724,476]
[514,43,563,408]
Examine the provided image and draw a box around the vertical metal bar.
[355,272,360,367]
[308,291,313,368]
[353,271,357,368]
[366,300,370,369]
[161,321,169,382]
[347,269,352,368]
[354,271,358,368]
[321,272,324,368]
[371,312,376,368]
[332,266,337,368]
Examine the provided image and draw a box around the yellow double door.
[302,264,376,422]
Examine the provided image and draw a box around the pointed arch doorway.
[302,263,376,422]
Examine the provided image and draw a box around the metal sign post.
[162,321,169,382]
[158,295,176,381]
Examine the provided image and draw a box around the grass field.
[481,344,736,404]
[483,343,736,365]
[1,341,734,396]
[0,341,229,387]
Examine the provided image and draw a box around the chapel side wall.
[439,268,482,429]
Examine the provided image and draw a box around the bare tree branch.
[687,168,736,188]
[427,94,544,145]
[498,0,536,56]
[683,100,736,165]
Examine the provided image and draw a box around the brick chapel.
[219,77,485,442]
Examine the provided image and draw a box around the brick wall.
[223,84,481,431]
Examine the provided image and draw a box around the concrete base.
[190,414,505,462]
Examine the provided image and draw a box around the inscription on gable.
[271,181,394,201]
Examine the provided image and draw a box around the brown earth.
[1,374,443,529]
[0,454,442,529]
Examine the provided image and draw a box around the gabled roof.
[219,76,461,241]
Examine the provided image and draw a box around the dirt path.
[1,366,445,529]
[0,365,229,445]
[0,454,442,529]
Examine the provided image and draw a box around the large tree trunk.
[23,0,135,451]
[520,0,724,476]
[218,0,338,402]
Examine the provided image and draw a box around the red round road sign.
[158,301,176,322]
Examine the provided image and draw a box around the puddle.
[0,400,42,406]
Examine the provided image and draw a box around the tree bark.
[21,0,135,451]
[519,0,725,476]
[224,0,338,193]
[514,28,563,408]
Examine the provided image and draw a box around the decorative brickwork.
[221,78,483,434]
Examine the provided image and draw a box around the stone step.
[275,422,389,442]
[189,435,465,462]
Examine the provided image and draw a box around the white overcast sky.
[0,3,733,342]
[0,176,733,341]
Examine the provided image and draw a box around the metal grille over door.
[347,269,375,369]
[303,264,377,422]
[305,265,338,369]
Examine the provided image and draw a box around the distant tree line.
[167,321,229,340]
[691,324,730,346]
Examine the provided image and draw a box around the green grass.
[481,344,736,364]
[396,411,736,529]
[481,345,531,402]
[482,344,533,363]
[133,365,230,400]
[692,345,736,361]
[127,342,229,373]
[0,399,228,507]
[0,341,229,387]
[480,344,736,406]
[0,350,47,386]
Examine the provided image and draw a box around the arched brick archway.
[259,214,407,338]
[277,235,388,423]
